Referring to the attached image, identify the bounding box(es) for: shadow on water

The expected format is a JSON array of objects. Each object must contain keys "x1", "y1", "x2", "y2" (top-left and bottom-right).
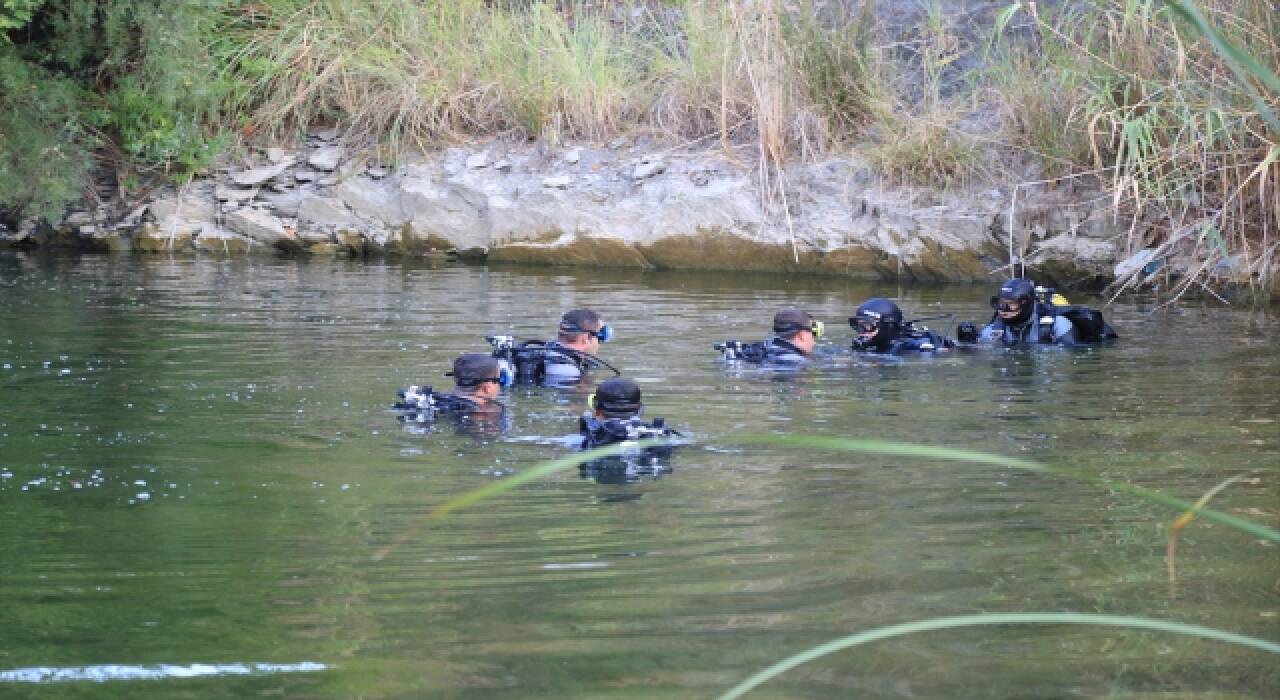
[{"x1": 0, "y1": 253, "x2": 1276, "y2": 698}]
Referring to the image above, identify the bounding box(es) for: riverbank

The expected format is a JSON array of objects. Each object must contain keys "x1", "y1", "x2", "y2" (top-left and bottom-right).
[
  {"x1": 0, "y1": 135, "x2": 1128, "y2": 285},
  {"x1": 2, "y1": 1, "x2": 1275, "y2": 295}
]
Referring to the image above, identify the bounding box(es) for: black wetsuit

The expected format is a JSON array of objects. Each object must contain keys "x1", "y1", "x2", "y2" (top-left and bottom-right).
[
  {"x1": 855, "y1": 328, "x2": 953, "y2": 355},
  {"x1": 578, "y1": 415, "x2": 678, "y2": 482},
  {"x1": 716, "y1": 337, "x2": 810, "y2": 364}
]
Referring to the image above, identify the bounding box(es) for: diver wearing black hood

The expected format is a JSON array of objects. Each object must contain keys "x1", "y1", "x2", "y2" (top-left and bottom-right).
[
  {"x1": 850, "y1": 298, "x2": 953, "y2": 355},
  {"x1": 976, "y1": 278, "x2": 1117, "y2": 346}
]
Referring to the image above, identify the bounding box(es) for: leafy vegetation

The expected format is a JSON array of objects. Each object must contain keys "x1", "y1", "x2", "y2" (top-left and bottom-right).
[
  {"x1": 2, "y1": 0, "x2": 1277, "y2": 294},
  {"x1": 0, "y1": 0, "x2": 230, "y2": 225}
]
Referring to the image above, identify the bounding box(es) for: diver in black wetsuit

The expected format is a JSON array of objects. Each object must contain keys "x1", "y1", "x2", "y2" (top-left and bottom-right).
[
  {"x1": 971, "y1": 278, "x2": 1117, "y2": 346},
  {"x1": 714, "y1": 308, "x2": 824, "y2": 364},
  {"x1": 393, "y1": 353, "x2": 512, "y2": 434},
  {"x1": 578, "y1": 377, "x2": 679, "y2": 482},
  {"x1": 850, "y1": 298, "x2": 954, "y2": 355},
  {"x1": 487, "y1": 308, "x2": 619, "y2": 385}
]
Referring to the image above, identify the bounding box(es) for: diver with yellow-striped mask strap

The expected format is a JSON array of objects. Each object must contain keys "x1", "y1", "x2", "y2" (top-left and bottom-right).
[{"x1": 970, "y1": 278, "x2": 1117, "y2": 346}]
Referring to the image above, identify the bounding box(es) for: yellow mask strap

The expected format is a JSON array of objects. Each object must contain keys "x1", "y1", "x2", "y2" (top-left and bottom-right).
[
  {"x1": 811, "y1": 320, "x2": 825, "y2": 339},
  {"x1": 586, "y1": 393, "x2": 597, "y2": 412}
]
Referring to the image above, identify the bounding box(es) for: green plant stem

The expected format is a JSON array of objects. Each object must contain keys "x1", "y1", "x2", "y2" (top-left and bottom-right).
[
  {"x1": 371, "y1": 437, "x2": 674, "y2": 561},
  {"x1": 717, "y1": 612, "x2": 1280, "y2": 700},
  {"x1": 740, "y1": 434, "x2": 1280, "y2": 543}
]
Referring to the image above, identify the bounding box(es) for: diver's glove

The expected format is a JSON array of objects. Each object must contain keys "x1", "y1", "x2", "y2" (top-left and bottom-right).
[{"x1": 956, "y1": 322, "x2": 978, "y2": 344}]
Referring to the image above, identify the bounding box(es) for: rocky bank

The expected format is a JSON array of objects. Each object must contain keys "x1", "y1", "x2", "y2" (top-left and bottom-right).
[{"x1": 0, "y1": 130, "x2": 1132, "y2": 286}]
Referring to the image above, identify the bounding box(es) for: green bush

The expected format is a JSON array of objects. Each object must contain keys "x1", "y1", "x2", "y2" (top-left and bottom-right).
[{"x1": 1, "y1": 1, "x2": 231, "y2": 224}]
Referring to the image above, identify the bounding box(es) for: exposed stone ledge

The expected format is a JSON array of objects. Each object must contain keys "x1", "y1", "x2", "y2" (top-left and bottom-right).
[{"x1": 5, "y1": 136, "x2": 1133, "y2": 285}]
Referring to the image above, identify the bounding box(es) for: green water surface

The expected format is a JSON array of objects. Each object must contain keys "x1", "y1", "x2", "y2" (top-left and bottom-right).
[{"x1": 0, "y1": 254, "x2": 1276, "y2": 698}]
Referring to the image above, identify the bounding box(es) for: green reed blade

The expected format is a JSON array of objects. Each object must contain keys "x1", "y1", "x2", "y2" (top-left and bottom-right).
[
  {"x1": 718, "y1": 612, "x2": 1280, "y2": 700},
  {"x1": 431, "y1": 438, "x2": 674, "y2": 518},
  {"x1": 737, "y1": 434, "x2": 1280, "y2": 543},
  {"x1": 1164, "y1": 0, "x2": 1280, "y2": 133}
]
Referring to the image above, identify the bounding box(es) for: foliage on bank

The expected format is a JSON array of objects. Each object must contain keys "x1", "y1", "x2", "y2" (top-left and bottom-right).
[{"x1": 1, "y1": 1, "x2": 1277, "y2": 294}]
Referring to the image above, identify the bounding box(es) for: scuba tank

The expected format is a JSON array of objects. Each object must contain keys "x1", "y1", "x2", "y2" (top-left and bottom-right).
[
  {"x1": 486, "y1": 335, "x2": 549, "y2": 383},
  {"x1": 393, "y1": 384, "x2": 488, "y2": 418},
  {"x1": 393, "y1": 384, "x2": 436, "y2": 412},
  {"x1": 486, "y1": 334, "x2": 621, "y2": 383},
  {"x1": 579, "y1": 415, "x2": 676, "y2": 449},
  {"x1": 1032, "y1": 286, "x2": 1118, "y2": 343},
  {"x1": 713, "y1": 340, "x2": 772, "y2": 362}
]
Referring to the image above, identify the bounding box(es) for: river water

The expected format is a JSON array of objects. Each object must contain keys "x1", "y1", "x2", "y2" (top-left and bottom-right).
[{"x1": 0, "y1": 253, "x2": 1275, "y2": 698}]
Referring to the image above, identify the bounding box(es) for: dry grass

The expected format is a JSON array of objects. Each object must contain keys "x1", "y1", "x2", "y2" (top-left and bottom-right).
[
  {"x1": 990, "y1": 0, "x2": 1280, "y2": 297},
  {"x1": 220, "y1": 0, "x2": 1280, "y2": 294}
]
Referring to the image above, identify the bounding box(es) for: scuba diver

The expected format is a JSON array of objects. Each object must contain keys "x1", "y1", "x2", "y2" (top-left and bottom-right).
[
  {"x1": 850, "y1": 297, "x2": 955, "y2": 355},
  {"x1": 713, "y1": 308, "x2": 824, "y2": 364},
  {"x1": 578, "y1": 377, "x2": 680, "y2": 483},
  {"x1": 487, "y1": 308, "x2": 620, "y2": 385},
  {"x1": 965, "y1": 278, "x2": 1118, "y2": 346},
  {"x1": 392, "y1": 353, "x2": 513, "y2": 434}
]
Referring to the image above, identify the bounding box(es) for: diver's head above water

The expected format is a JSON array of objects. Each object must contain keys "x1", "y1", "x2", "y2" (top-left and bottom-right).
[
  {"x1": 557, "y1": 309, "x2": 612, "y2": 354},
  {"x1": 591, "y1": 376, "x2": 643, "y2": 420},
  {"x1": 772, "y1": 308, "x2": 822, "y2": 356},
  {"x1": 850, "y1": 297, "x2": 903, "y2": 352},
  {"x1": 446, "y1": 353, "x2": 511, "y2": 402},
  {"x1": 992, "y1": 278, "x2": 1036, "y2": 326}
]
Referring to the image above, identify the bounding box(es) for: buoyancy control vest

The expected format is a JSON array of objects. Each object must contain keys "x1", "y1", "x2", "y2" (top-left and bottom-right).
[
  {"x1": 981, "y1": 299, "x2": 1118, "y2": 345},
  {"x1": 854, "y1": 322, "x2": 955, "y2": 355},
  {"x1": 713, "y1": 336, "x2": 808, "y2": 363},
  {"x1": 579, "y1": 415, "x2": 678, "y2": 452},
  {"x1": 393, "y1": 384, "x2": 490, "y2": 417},
  {"x1": 486, "y1": 335, "x2": 617, "y2": 384}
]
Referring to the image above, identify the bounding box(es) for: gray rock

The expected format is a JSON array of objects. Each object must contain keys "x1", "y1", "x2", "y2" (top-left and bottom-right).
[
  {"x1": 63, "y1": 211, "x2": 93, "y2": 227},
  {"x1": 309, "y1": 127, "x2": 338, "y2": 142},
  {"x1": 224, "y1": 208, "x2": 293, "y2": 246},
  {"x1": 297, "y1": 196, "x2": 361, "y2": 228},
  {"x1": 632, "y1": 159, "x2": 666, "y2": 180},
  {"x1": 266, "y1": 147, "x2": 290, "y2": 164},
  {"x1": 308, "y1": 146, "x2": 345, "y2": 172},
  {"x1": 466, "y1": 152, "x2": 490, "y2": 169},
  {"x1": 332, "y1": 178, "x2": 398, "y2": 224},
  {"x1": 294, "y1": 170, "x2": 319, "y2": 183},
  {"x1": 258, "y1": 188, "x2": 308, "y2": 218},
  {"x1": 399, "y1": 179, "x2": 489, "y2": 250},
  {"x1": 366, "y1": 167, "x2": 390, "y2": 179},
  {"x1": 562, "y1": 148, "x2": 581, "y2": 165},
  {"x1": 542, "y1": 175, "x2": 572, "y2": 189},
  {"x1": 215, "y1": 184, "x2": 259, "y2": 202},
  {"x1": 231, "y1": 159, "x2": 295, "y2": 186},
  {"x1": 1114, "y1": 248, "x2": 1159, "y2": 279},
  {"x1": 148, "y1": 188, "x2": 217, "y2": 238},
  {"x1": 493, "y1": 159, "x2": 512, "y2": 172}
]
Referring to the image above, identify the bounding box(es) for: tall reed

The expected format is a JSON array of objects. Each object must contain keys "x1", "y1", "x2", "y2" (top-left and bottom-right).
[{"x1": 990, "y1": 0, "x2": 1280, "y2": 296}]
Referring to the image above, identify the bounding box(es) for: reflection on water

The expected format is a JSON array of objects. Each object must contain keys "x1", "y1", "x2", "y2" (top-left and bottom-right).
[
  {"x1": 0, "y1": 662, "x2": 328, "y2": 683},
  {"x1": 0, "y1": 253, "x2": 1276, "y2": 697}
]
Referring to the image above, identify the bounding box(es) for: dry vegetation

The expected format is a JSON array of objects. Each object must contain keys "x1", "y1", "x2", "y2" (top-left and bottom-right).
[{"x1": 219, "y1": 0, "x2": 1278, "y2": 295}]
